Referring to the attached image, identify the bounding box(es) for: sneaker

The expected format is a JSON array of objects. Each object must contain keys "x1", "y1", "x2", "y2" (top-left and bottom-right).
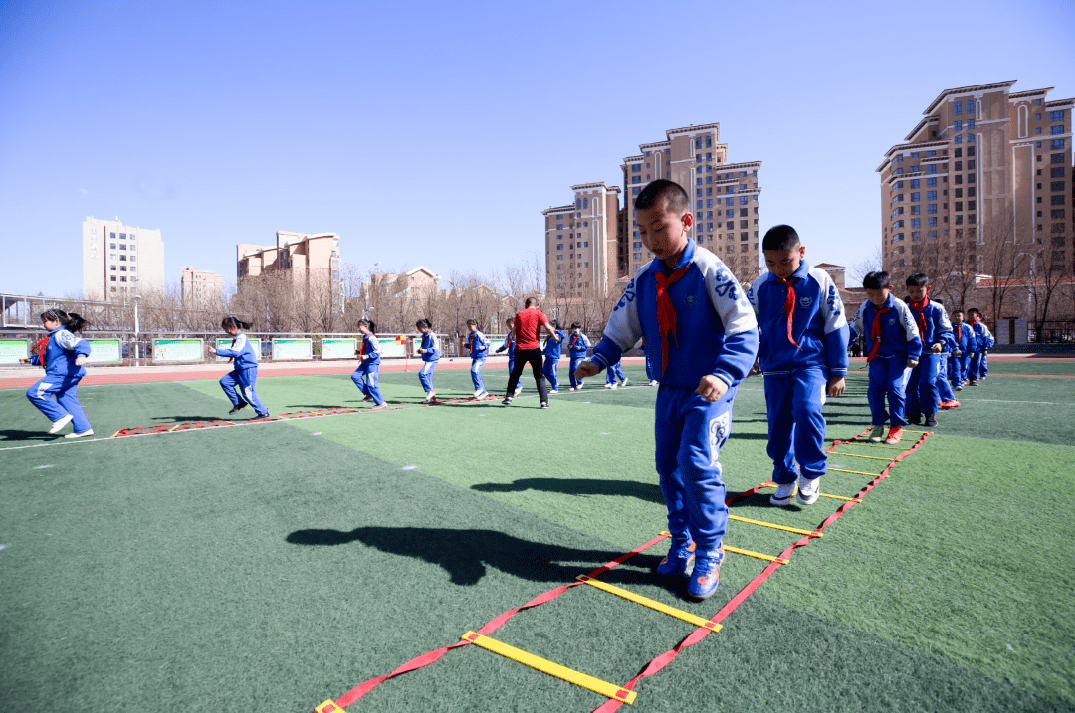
[
  {"x1": 907, "y1": 413, "x2": 922, "y2": 425},
  {"x1": 476, "y1": 391, "x2": 488, "y2": 400},
  {"x1": 655, "y1": 540, "x2": 696, "y2": 577},
  {"x1": 884, "y1": 426, "x2": 903, "y2": 445},
  {"x1": 569, "y1": 387, "x2": 577, "y2": 391},
  {"x1": 869, "y1": 425, "x2": 885, "y2": 442},
  {"x1": 649, "y1": 380, "x2": 659, "y2": 386},
  {"x1": 514, "y1": 387, "x2": 522, "y2": 397},
  {"x1": 769, "y1": 481, "x2": 798, "y2": 506},
  {"x1": 940, "y1": 399, "x2": 960, "y2": 409},
  {"x1": 422, "y1": 393, "x2": 436, "y2": 404},
  {"x1": 604, "y1": 383, "x2": 614, "y2": 389},
  {"x1": 48, "y1": 414, "x2": 73, "y2": 434},
  {"x1": 549, "y1": 390, "x2": 559, "y2": 395},
  {"x1": 540, "y1": 402, "x2": 549, "y2": 409},
  {"x1": 473, "y1": 389, "x2": 483, "y2": 398},
  {"x1": 577, "y1": 382, "x2": 584, "y2": 389},
  {"x1": 361, "y1": 396, "x2": 373, "y2": 403},
  {"x1": 64, "y1": 429, "x2": 94, "y2": 439},
  {"x1": 370, "y1": 403, "x2": 388, "y2": 411},
  {"x1": 924, "y1": 414, "x2": 938, "y2": 427},
  {"x1": 969, "y1": 379, "x2": 978, "y2": 386},
  {"x1": 620, "y1": 378, "x2": 628, "y2": 386},
  {"x1": 228, "y1": 403, "x2": 247, "y2": 416},
  {"x1": 687, "y1": 545, "x2": 725, "y2": 601},
  {"x1": 954, "y1": 385, "x2": 964, "y2": 392},
  {"x1": 502, "y1": 396, "x2": 513, "y2": 405},
  {"x1": 253, "y1": 412, "x2": 270, "y2": 419},
  {"x1": 796, "y1": 476, "x2": 820, "y2": 505}
]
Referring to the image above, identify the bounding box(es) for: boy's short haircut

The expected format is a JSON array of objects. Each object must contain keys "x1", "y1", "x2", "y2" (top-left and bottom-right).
[
  {"x1": 967, "y1": 307, "x2": 980, "y2": 316},
  {"x1": 634, "y1": 179, "x2": 689, "y2": 216},
  {"x1": 466, "y1": 318, "x2": 477, "y2": 326},
  {"x1": 953, "y1": 309, "x2": 965, "y2": 316},
  {"x1": 863, "y1": 271, "x2": 891, "y2": 290},
  {"x1": 906, "y1": 273, "x2": 929, "y2": 287},
  {"x1": 761, "y1": 224, "x2": 800, "y2": 252},
  {"x1": 569, "y1": 322, "x2": 581, "y2": 329}
]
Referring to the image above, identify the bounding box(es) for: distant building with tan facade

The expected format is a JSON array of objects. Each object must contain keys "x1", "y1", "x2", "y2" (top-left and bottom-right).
[
  {"x1": 542, "y1": 182, "x2": 621, "y2": 297},
  {"x1": 180, "y1": 267, "x2": 224, "y2": 309},
  {"x1": 237, "y1": 231, "x2": 343, "y2": 311},
  {"x1": 82, "y1": 216, "x2": 165, "y2": 300},
  {"x1": 877, "y1": 81, "x2": 1073, "y2": 285}
]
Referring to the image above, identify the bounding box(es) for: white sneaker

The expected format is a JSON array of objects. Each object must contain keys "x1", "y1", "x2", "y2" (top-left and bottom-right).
[
  {"x1": 796, "y1": 476, "x2": 820, "y2": 505},
  {"x1": 473, "y1": 389, "x2": 483, "y2": 398},
  {"x1": 423, "y1": 392, "x2": 436, "y2": 404},
  {"x1": 65, "y1": 429, "x2": 94, "y2": 439},
  {"x1": 604, "y1": 383, "x2": 613, "y2": 389},
  {"x1": 621, "y1": 378, "x2": 628, "y2": 386},
  {"x1": 649, "y1": 380, "x2": 659, "y2": 386},
  {"x1": 549, "y1": 390, "x2": 559, "y2": 395},
  {"x1": 514, "y1": 387, "x2": 522, "y2": 396},
  {"x1": 769, "y1": 481, "x2": 797, "y2": 506},
  {"x1": 48, "y1": 414, "x2": 73, "y2": 434}
]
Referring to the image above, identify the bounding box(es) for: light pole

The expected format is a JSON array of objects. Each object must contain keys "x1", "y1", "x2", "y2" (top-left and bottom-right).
[
  {"x1": 363, "y1": 262, "x2": 380, "y2": 320},
  {"x1": 134, "y1": 293, "x2": 142, "y2": 366}
]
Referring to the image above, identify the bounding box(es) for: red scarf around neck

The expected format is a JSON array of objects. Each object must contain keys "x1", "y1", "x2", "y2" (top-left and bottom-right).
[
  {"x1": 774, "y1": 277, "x2": 802, "y2": 351},
  {"x1": 655, "y1": 264, "x2": 693, "y2": 372},
  {"x1": 867, "y1": 304, "x2": 893, "y2": 362}
]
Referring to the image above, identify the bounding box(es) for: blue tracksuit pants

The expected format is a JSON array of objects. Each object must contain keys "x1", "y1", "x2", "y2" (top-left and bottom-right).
[
  {"x1": 606, "y1": 363, "x2": 626, "y2": 385},
  {"x1": 26, "y1": 375, "x2": 92, "y2": 434},
  {"x1": 868, "y1": 357, "x2": 912, "y2": 427},
  {"x1": 470, "y1": 356, "x2": 487, "y2": 393},
  {"x1": 220, "y1": 367, "x2": 267, "y2": 415},
  {"x1": 969, "y1": 351, "x2": 987, "y2": 380},
  {"x1": 542, "y1": 356, "x2": 559, "y2": 391},
  {"x1": 569, "y1": 356, "x2": 586, "y2": 389},
  {"x1": 351, "y1": 360, "x2": 384, "y2": 405},
  {"x1": 418, "y1": 360, "x2": 438, "y2": 392},
  {"x1": 980, "y1": 351, "x2": 989, "y2": 377},
  {"x1": 937, "y1": 356, "x2": 956, "y2": 402},
  {"x1": 906, "y1": 353, "x2": 942, "y2": 417},
  {"x1": 763, "y1": 367, "x2": 828, "y2": 484},
  {"x1": 655, "y1": 384, "x2": 735, "y2": 556},
  {"x1": 949, "y1": 352, "x2": 970, "y2": 388}
]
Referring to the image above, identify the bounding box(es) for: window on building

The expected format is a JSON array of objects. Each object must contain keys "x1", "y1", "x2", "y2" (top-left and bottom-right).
[
  {"x1": 911, "y1": 218, "x2": 921, "y2": 228},
  {"x1": 955, "y1": 135, "x2": 962, "y2": 144},
  {"x1": 1052, "y1": 182, "x2": 1066, "y2": 192},
  {"x1": 911, "y1": 179, "x2": 920, "y2": 189},
  {"x1": 956, "y1": 202, "x2": 963, "y2": 211},
  {"x1": 927, "y1": 191, "x2": 937, "y2": 201},
  {"x1": 1050, "y1": 139, "x2": 1066, "y2": 149},
  {"x1": 1052, "y1": 210, "x2": 1067, "y2": 220},
  {"x1": 911, "y1": 206, "x2": 921, "y2": 215},
  {"x1": 1052, "y1": 195, "x2": 1066, "y2": 206},
  {"x1": 928, "y1": 218, "x2": 938, "y2": 227},
  {"x1": 1051, "y1": 153, "x2": 1064, "y2": 164},
  {"x1": 928, "y1": 204, "x2": 938, "y2": 214},
  {"x1": 954, "y1": 100, "x2": 962, "y2": 115},
  {"x1": 911, "y1": 192, "x2": 920, "y2": 202}
]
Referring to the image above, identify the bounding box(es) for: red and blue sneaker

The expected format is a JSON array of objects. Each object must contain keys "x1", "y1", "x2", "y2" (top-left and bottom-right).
[
  {"x1": 655, "y1": 540, "x2": 696, "y2": 577},
  {"x1": 687, "y1": 543, "x2": 725, "y2": 601}
]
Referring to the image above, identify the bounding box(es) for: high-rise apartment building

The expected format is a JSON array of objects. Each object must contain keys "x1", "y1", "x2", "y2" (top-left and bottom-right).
[
  {"x1": 877, "y1": 81, "x2": 1073, "y2": 284},
  {"x1": 237, "y1": 231, "x2": 343, "y2": 310},
  {"x1": 542, "y1": 182, "x2": 621, "y2": 297},
  {"x1": 82, "y1": 216, "x2": 165, "y2": 300},
  {"x1": 180, "y1": 267, "x2": 224, "y2": 309},
  {"x1": 620, "y1": 123, "x2": 762, "y2": 280}
]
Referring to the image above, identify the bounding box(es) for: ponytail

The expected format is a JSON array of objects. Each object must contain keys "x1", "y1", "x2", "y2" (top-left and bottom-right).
[
  {"x1": 66, "y1": 312, "x2": 89, "y2": 334},
  {"x1": 41, "y1": 309, "x2": 89, "y2": 333},
  {"x1": 416, "y1": 318, "x2": 433, "y2": 330},
  {"x1": 222, "y1": 316, "x2": 252, "y2": 331},
  {"x1": 358, "y1": 319, "x2": 376, "y2": 334}
]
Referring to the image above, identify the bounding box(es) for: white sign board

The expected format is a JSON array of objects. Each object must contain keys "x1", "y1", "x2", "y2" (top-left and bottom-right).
[
  {"x1": 321, "y1": 338, "x2": 357, "y2": 360},
  {"x1": 272, "y1": 339, "x2": 313, "y2": 361},
  {"x1": 153, "y1": 339, "x2": 204, "y2": 362}
]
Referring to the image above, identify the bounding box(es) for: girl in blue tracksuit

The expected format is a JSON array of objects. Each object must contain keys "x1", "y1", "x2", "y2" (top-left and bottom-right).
[
  {"x1": 415, "y1": 318, "x2": 440, "y2": 403},
  {"x1": 566, "y1": 323, "x2": 591, "y2": 390},
  {"x1": 465, "y1": 319, "x2": 490, "y2": 398},
  {"x1": 208, "y1": 317, "x2": 269, "y2": 419},
  {"x1": 352, "y1": 319, "x2": 385, "y2": 408},
  {"x1": 902, "y1": 274, "x2": 954, "y2": 427},
  {"x1": 495, "y1": 318, "x2": 522, "y2": 396},
  {"x1": 21, "y1": 309, "x2": 94, "y2": 438},
  {"x1": 542, "y1": 321, "x2": 567, "y2": 393},
  {"x1": 948, "y1": 309, "x2": 979, "y2": 390}
]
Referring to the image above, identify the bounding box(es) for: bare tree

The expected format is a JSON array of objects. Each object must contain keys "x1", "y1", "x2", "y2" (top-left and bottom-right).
[{"x1": 849, "y1": 245, "x2": 884, "y2": 286}]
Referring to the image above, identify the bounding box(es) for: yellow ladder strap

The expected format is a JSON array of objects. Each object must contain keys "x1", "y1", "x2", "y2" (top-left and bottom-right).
[
  {"x1": 830, "y1": 467, "x2": 881, "y2": 477},
  {"x1": 829, "y1": 451, "x2": 892, "y2": 461},
  {"x1": 724, "y1": 545, "x2": 789, "y2": 564},
  {"x1": 728, "y1": 514, "x2": 821, "y2": 537},
  {"x1": 576, "y1": 576, "x2": 721, "y2": 631}
]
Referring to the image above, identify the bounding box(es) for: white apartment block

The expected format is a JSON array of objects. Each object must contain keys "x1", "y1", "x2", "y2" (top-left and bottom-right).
[{"x1": 82, "y1": 216, "x2": 164, "y2": 300}]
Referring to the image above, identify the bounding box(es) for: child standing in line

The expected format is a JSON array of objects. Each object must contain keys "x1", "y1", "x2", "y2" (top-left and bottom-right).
[
  {"x1": 20, "y1": 309, "x2": 95, "y2": 438},
  {"x1": 746, "y1": 225, "x2": 848, "y2": 507},
  {"x1": 351, "y1": 319, "x2": 386, "y2": 410},
  {"x1": 495, "y1": 317, "x2": 522, "y2": 397},
  {"x1": 207, "y1": 317, "x2": 270, "y2": 419},
  {"x1": 465, "y1": 318, "x2": 491, "y2": 399},
  {"x1": 576, "y1": 180, "x2": 759, "y2": 600},
  {"x1": 542, "y1": 320, "x2": 567, "y2": 394},
  {"x1": 415, "y1": 318, "x2": 440, "y2": 403},
  {"x1": 851, "y1": 272, "x2": 922, "y2": 444},
  {"x1": 566, "y1": 323, "x2": 591, "y2": 391},
  {"x1": 604, "y1": 362, "x2": 628, "y2": 389},
  {"x1": 966, "y1": 308, "x2": 993, "y2": 385},
  {"x1": 903, "y1": 274, "x2": 954, "y2": 428},
  {"x1": 948, "y1": 309, "x2": 978, "y2": 392}
]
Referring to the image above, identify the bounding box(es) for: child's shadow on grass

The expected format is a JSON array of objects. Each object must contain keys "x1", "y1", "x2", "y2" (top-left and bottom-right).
[
  {"x1": 473, "y1": 477, "x2": 664, "y2": 504},
  {"x1": 0, "y1": 429, "x2": 56, "y2": 442},
  {"x1": 286, "y1": 525, "x2": 663, "y2": 588}
]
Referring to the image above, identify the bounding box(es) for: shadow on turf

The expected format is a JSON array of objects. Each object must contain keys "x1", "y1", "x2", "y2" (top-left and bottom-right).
[
  {"x1": 0, "y1": 429, "x2": 60, "y2": 442},
  {"x1": 286, "y1": 526, "x2": 679, "y2": 589},
  {"x1": 473, "y1": 477, "x2": 665, "y2": 503}
]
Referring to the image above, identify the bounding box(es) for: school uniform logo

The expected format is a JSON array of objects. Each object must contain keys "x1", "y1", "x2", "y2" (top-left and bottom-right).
[
  {"x1": 799, "y1": 296, "x2": 812, "y2": 307},
  {"x1": 686, "y1": 295, "x2": 696, "y2": 307},
  {"x1": 708, "y1": 413, "x2": 731, "y2": 463}
]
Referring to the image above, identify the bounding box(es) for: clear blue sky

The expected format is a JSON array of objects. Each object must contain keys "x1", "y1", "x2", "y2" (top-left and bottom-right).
[{"x1": 1, "y1": 0, "x2": 1072, "y2": 297}]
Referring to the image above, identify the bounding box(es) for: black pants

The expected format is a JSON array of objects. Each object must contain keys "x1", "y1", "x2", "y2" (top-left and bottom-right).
[{"x1": 506, "y1": 348, "x2": 548, "y2": 403}]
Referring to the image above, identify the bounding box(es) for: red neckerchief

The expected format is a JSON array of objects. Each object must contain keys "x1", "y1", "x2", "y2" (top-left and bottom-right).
[
  {"x1": 569, "y1": 334, "x2": 580, "y2": 350},
  {"x1": 956, "y1": 323, "x2": 962, "y2": 341},
  {"x1": 909, "y1": 297, "x2": 929, "y2": 340},
  {"x1": 773, "y1": 276, "x2": 802, "y2": 351},
  {"x1": 505, "y1": 333, "x2": 513, "y2": 348},
  {"x1": 867, "y1": 304, "x2": 893, "y2": 362},
  {"x1": 655, "y1": 263, "x2": 693, "y2": 372},
  {"x1": 468, "y1": 333, "x2": 475, "y2": 352},
  {"x1": 31, "y1": 336, "x2": 50, "y2": 370}
]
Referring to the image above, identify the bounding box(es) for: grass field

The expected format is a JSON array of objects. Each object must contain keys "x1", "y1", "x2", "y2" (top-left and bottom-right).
[{"x1": 2, "y1": 361, "x2": 1074, "y2": 712}]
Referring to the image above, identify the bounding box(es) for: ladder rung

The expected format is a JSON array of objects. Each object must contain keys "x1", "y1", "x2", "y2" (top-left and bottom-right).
[
  {"x1": 829, "y1": 451, "x2": 892, "y2": 461},
  {"x1": 728, "y1": 514, "x2": 821, "y2": 537},
  {"x1": 830, "y1": 467, "x2": 881, "y2": 477},
  {"x1": 724, "y1": 544, "x2": 789, "y2": 564},
  {"x1": 461, "y1": 632, "x2": 637, "y2": 704},
  {"x1": 576, "y1": 576, "x2": 721, "y2": 631}
]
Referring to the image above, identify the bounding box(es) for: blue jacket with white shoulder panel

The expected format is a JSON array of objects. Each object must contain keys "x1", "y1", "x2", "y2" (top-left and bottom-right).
[
  {"x1": 215, "y1": 332, "x2": 260, "y2": 370},
  {"x1": 31, "y1": 328, "x2": 92, "y2": 379},
  {"x1": 466, "y1": 330, "x2": 490, "y2": 359},
  {"x1": 851, "y1": 295, "x2": 923, "y2": 361}
]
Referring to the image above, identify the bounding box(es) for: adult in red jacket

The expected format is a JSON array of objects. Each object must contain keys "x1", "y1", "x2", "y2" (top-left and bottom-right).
[{"x1": 504, "y1": 296, "x2": 559, "y2": 408}]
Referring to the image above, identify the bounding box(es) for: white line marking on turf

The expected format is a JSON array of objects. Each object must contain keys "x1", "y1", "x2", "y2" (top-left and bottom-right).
[
  {"x1": 311, "y1": 432, "x2": 322, "y2": 436},
  {"x1": 400, "y1": 465, "x2": 417, "y2": 470},
  {"x1": 967, "y1": 399, "x2": 1075, "y2": 406},
  {"x1": 34, "y1": 465, "x2": 55, "y2": 469},
  {"x1": 0, "y1": 544, "x2": 7, "y2": 550}
]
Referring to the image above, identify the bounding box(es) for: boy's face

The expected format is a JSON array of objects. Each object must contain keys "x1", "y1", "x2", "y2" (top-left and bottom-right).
[
  {"x1": 953, "y1": 312, "x2": 964, "y2": 324},
  {"x1": 763, "y1": 245, "x2": 805, "y2": 279},
  {"x1": 865, "y1": 287, "x2": 890, "y2": 306},
  {"x1": 467, "y1": 324, "x2": 477, "y2": 333},
  {"x1": 907, "y1": 285, "x2": 929, "y2": 302},
  {"x1": 637, "y1": 197, "x2": 692, "y2": 267}
]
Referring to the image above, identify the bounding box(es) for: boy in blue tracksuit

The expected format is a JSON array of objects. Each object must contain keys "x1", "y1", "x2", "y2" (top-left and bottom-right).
[
  {"x1": 566, "y1": 323, "x2": 591, "y2": 390},
  {"x1": 967, "y1": 308, "x2": 993, "y2": 384},
  {"x1": 852, "y1": 272, "x2": 922, "y2": 444},
  {"x1": 495, "y1": 318, "x2": 522, "y2": 397},
  {"x1": 935, "y1": 330, "x2": 961, "y2": 409},
  {"x1": 351, "y1": 319, "x2": 386, "y2": 409},
  {"x1": 21, "y1": 309, "x2": 95, "y2": 438},
  {"x1": 747, "y1": 225, "x2": 849, "y2": 507},
  {"x1": 465, "y1": 319, "x2": 491, "y2": 398},
  {"x1": 948, "y1": 309, "x2": 978, "y2": 391},
  {"x1": 542, "y1": 321, "x2": 567, "y2": 394},
  {"x1": 208, "y1": 317, "x2": 270, "y2": 419},
  {"x1": 903, "y1": 274, "x2": 954, "y2": 428},
  {"x1": 576, "y1": 180, "x2": 758, "y2": 601},
  {"x1": 415, "y1": 318, "x2": 440, "y2": 403}
]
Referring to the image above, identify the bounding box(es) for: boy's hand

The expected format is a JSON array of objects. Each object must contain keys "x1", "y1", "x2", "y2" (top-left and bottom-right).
[
  {"x1": 575, "y1": 361, "x2": 599, "y2": 379},
  {"x1": 18, "y1": 357, "x2": 30, "y2": 364},
  {"x1": 696, "y1": 375, "x2": 728, "y2": 402},
  {"x1": 749, "y1": 362, "x2": 760, "y2": 377},
  {"x1": 826, "y1": 375, "x2": 845, "y2": 397},
  {"x1": 75, "y1": 356, "x2": 87, "y2": 366},
  {"x1": 907, "y1": 359, "x2": 919, "y2": 368},
  {"x1": 931, "y1": 342, "x2": 944, "y2": 353},
  {"x1": 207, "y1": 346, "x2": 217, "y2": 355},
  {"x1": 954, "y1": 349, "x2": 962, "y2": 356}
]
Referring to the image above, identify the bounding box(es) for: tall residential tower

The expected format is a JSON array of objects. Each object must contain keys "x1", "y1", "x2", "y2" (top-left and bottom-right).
[{"x1": 82, "y1": 216, "x2": 165, "y2": 300}]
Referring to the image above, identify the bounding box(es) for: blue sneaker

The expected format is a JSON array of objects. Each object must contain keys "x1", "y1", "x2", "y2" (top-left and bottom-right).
[
  {"x1": 655, "y1": 540, "x2": 695, "y2": 577},
  {"x1": 687, "y1": 543, "x2": 725, "y2": 601}
]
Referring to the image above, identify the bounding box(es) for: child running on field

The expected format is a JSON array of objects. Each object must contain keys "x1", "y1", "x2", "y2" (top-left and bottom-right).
[
  {"x1": 576, "y1": 180, "x2": 759, "y2": 600},
  {"x1": 207, "y1": 317, "x2": 270, "y2": 419},
  {"x1": 566, "y1": 323, "x2": 591, "y2": 391},
  {"x1": 542, "y1": 320, "x2": 567, "y2": 394},
  {"x1": 495, "y1": 317, "x2": 522, "y2": 397},
  {"x1": 746, "y1": 225, "x2": 848, "y2": 507},
  {"x1": 415, "y1": 318, "x2": 440, "y2": 403},
  {"x1": 465, "y1": 318, "x2": 491, "y2": 399},
  {"x1": 902, "y1": 273, "x2": 953, "y2": 428},
  {"x1": 352, "y1": 319, "x2": 386, "y2": 410},
  {"x1": 21, "y1": 309, "x2": 95, "y2": 438}
]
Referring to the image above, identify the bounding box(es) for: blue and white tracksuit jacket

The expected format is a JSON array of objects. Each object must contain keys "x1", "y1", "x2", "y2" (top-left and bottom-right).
[
  {"x1": 949, "y1": 321, "x2": 979, "y2": 387},
  {"x1": 905, "y1": 299, "x2": 954, "y2": 417},
  {"x1": 467, "y1": 330, "x2": 491, "y2": 394},
  {"x1": 852, "y1": 296, "x2": 923, "y2": 426},
  {"x1": 542, "y1": 329, "x2": 567, "y2": 391},
  {"x1": 418, "y1": 331, "x2": 440, "y2": 392},
  {"x1": 746, "y1": 262, "x2": 849, "y2": 484},
  {"x1": 26, "y1": 328, "x2": 93, "y2": 433},
  {"x1": 588, "y1": 241, "x2": 759, "y2": 556},
  {"x1": 352, "y1": 333, "x2": 384, "y2": 405},
  {"x1": 969, "y1": 319, "x2": 993, "y2": 380},
  {"x1": 567, "y1": 332, "x2": 591, "y2": 389},
  {"x1": 216, "y1": 332, "x2": 268, "y2": 416}
]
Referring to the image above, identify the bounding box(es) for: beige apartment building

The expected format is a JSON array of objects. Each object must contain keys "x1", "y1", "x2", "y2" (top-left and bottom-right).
[
  {"x1": 542, "y1": 182, "x2": 621, "y2": 297},
  {"x1": 82, "y1": 216, "x2": 165, "y2": 300},
  {"x1": 877, "y1": 81, "x2": 1073, "y2": 285},
  {"x1": 180, "y1": 267, "x2": 224, "y2": 309},
  {"x1": 237, "y1": 231, "x2": 343, "y2": 311}
]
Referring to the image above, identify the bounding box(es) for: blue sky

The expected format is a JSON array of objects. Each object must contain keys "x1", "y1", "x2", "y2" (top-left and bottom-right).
[{"x1": 1, "y1": 0, "x2": 1072, "y2": 297}]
